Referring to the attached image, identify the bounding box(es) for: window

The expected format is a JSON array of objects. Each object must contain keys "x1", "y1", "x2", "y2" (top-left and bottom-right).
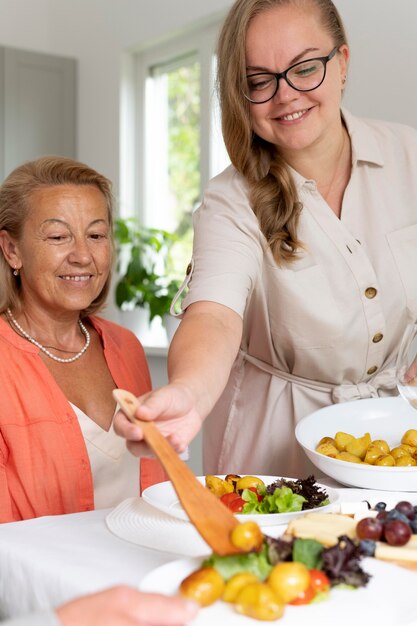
[{"x1": 121, "y1": 16, "x2": 230, "y2": 287}]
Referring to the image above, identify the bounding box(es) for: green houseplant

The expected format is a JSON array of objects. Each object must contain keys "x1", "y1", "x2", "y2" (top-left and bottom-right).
[{"x1": 114, "y1": 217, "x2": 181, "y2": 325}]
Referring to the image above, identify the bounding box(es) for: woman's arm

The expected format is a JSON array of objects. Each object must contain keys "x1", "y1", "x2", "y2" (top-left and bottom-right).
[{"x1": 113, "y1": 301, "x2": 242, "y2": 455}]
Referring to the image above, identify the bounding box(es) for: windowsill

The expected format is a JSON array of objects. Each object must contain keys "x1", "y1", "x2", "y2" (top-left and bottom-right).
[{"x1": 117, "y1": 309, "x2": 180, "y2": 359}]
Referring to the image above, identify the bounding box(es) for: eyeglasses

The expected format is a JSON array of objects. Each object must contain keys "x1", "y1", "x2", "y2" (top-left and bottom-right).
[{"x1": 243, "y1": 47, "x2": 338, "y2": 104}]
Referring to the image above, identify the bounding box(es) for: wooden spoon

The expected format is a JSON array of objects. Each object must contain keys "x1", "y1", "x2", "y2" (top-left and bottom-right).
[{"x1": 113, "y1": 388, "x2": 242, "y2": 555}]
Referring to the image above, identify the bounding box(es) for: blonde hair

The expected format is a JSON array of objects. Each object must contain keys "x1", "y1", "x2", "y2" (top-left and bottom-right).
[
  {"x1": 0, "y1": 155, "x2": 115, "y2": 316},
  {"x1": 217, "y1": 0, "x2": 348, "y2": 263}
]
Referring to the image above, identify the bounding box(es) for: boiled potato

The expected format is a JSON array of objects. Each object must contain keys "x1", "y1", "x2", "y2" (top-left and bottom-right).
[
  {"x1": 374, "y1": 454, "x2": 395, "y2": 466},
  {"x1": 390, "y1": 446, "x2": 410, "y2": 460},
  {"x1": 401, "y1": 429, "x2": 417, "y2": 448},
  {"x1": 336, "y1": 451, "x2": 362, "y2": 463},
  {"x1": 317, "y1": 436, "x2": 336, "y2": 447},
  {"x1": 395, "y1": 455, "x2": 417, "y2": 467},
  {"x1": 205, "y1": 475, "x2": 234, "y2": 497},
  {"x1": 372, "y1": 439, "x2": 390, "y2": 454},
  {"x1": 345, "y1": 433, "x2": 371, "y2": 460},
  {"x1": 334, "y1": 431, "x2": 355, "y2": 452},
  {"x1": 364, "y1": 445, "x2": 384, "y2": 465},
  {"x1": 315, "y1": 441, "x2": 338, "y2": 457}
]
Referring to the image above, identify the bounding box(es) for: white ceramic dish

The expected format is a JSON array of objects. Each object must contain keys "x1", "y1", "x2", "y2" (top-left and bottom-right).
[
  {"x1": 142, "y1": 475, "x2": 339, "y2": 527},
  {"x1": 140, "y1": 556, "x2": 417, "y2": 626},
  {"x1": 295, "y1": 397, "x2": 417, "y2": 491}
]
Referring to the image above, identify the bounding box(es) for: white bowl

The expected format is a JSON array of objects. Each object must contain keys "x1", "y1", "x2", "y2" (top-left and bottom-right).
[
  {"x1": 295, "y1": 397, "x2": 417, "y2": 491},
  {"x1": 142, "y1": 475, "x2": 340, "y2": 527}
]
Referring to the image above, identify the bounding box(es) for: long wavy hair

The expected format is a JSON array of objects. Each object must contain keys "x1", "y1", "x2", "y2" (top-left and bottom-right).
[
  {"x1": 0, "y1": 155, "x2": 115, "y2": 317},
  {"x1": 217, "y1": 0, "x2": 348, "y2": 264}
]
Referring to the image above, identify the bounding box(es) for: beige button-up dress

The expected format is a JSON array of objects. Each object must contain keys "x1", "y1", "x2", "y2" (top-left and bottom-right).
[{"x1": 179, "y1": 109, "x2": 417, "y2": 477}]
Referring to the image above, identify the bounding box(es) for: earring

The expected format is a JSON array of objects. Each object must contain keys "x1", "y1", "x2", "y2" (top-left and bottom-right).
[
  {"x1": 342, "y1": 75, "x2": 347, "y2": 85},
  {"x1": 12, "y1": 267, "x2": 19, "y2": 276}
]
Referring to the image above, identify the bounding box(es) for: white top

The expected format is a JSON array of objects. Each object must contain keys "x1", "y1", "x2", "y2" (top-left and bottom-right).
[
  {"x1": 180, "y1": 109, "x2": 417, "y2": 478},
  {"x1": 70, "y1": 402, "x2": 139, "y2": 509}
]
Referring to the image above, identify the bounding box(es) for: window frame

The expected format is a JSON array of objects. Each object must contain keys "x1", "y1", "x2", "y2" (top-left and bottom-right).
[{"x1": 120, "y1": 13, "x2": 227, "y2": 224}]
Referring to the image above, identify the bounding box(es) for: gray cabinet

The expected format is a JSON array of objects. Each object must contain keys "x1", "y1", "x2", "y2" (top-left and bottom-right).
[{"x1": 0, "y1": 47, "x2": 76, "y2": 179}]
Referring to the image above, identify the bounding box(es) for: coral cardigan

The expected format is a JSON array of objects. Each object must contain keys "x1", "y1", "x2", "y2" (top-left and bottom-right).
[{"x1": 0, "y1": 315, "x2": 166, "y2": 523}]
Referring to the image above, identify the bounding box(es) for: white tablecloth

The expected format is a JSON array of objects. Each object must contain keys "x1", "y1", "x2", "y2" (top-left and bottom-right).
[{"x1": 0, "y1": 507, "x2": 178, "y2": 619}]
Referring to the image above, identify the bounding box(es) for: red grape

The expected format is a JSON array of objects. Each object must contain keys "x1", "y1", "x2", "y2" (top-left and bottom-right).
[
  {"x1": 395, "y1": 501, "x2": 415, "y2": 521},
  {"x1": 383, "y1": 519, "x2": 412, "y2": 546},
  {"x1": 356, "y1": 517, "x2": 384, "y2": 541}
]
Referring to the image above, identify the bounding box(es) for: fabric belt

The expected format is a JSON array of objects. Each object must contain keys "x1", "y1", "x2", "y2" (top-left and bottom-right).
[{"x1": 240, "y1": 350, "x2": 397, "y2": 403}]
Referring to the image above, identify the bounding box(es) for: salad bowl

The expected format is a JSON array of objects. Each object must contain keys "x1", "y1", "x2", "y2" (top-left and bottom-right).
[{"x1": 142, "y1": 475, "x2": 340, "y2": 527}]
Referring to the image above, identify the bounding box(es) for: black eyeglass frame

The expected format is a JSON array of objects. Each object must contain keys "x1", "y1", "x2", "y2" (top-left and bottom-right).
[{"x1": 244, "y1": 46, "x2": 339, "y2": 104}]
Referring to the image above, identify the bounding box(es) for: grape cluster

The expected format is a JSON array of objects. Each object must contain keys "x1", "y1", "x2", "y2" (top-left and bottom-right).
[{"x1": 356, "y1": 500, "x2": 417, "y2": 556}]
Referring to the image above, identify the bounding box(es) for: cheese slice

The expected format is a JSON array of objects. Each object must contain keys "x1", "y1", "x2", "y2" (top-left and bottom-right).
[
  {"x1": 285, "y1": 512, "x2": 357, "y2": 546},
  {"x1": 375, "y1": 535, "x2": 417, "y2": 563}
]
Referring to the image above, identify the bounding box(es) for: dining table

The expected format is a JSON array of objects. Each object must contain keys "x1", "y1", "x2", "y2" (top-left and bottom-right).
[{"x1": 0, "y1": 478, "x2": 416, "y2": 625}]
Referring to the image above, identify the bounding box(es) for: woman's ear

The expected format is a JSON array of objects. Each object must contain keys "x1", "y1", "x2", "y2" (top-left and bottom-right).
[
  {"x1": 338, "y1": 44, "x2": 350, "y2": 86},
  {"x1": 0, "y1": 230, "x2": 21, "y2": 270}
]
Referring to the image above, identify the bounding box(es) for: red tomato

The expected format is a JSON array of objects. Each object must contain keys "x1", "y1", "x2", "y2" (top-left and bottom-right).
[
  {"x1": 289, "y1": 585, "x2": 316, "y2": 605},
  {"x1": 228, "y1": 497, "x2": 246, "y2": 513},
  {"x1": 247, "y1": 486, "x2": 264, "y2": 502},
  {"x1": 309, "y1": 569, "x2": 330, "y2": 594},
  {"x1": 220, "y1": 492, "x2": 247, "y2": 513},
  {"x1": 220, "y1": 493, "x2": 240, "y2": 507}
]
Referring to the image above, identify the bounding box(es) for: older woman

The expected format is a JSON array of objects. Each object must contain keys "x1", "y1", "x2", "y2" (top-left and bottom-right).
[{"x1": 0, "y1": 156, "x2": 165, "y2": 523}]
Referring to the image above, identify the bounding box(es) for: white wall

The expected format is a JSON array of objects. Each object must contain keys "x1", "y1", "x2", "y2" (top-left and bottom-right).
[{"x1": 0, "y1": 0, "x2": 416, "y2": 191}]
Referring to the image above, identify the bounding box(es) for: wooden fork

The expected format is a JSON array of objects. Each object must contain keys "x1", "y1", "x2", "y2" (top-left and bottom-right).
[{"x1": 113, "y1": 388, "x2": 242, "y2": 555}]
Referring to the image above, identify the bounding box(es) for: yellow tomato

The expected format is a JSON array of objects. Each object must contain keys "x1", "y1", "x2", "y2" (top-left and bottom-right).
[
  {"x1": 267, "y1": 562, "x2": 310, "y2": 604},
  {"x1": 235, "y1": 582, "x2": 285, "y2": 621},
  {"x1": 236, "y1": 476, "x2": 265, "y2": 491},
  {"x1": 230, "y1": 521, "x2": 263, "y2": 552}
]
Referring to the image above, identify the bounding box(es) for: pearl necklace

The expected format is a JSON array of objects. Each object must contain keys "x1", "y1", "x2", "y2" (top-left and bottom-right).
[{"x1": 6, "y1": 308, "x2": 90, "y2": 364}]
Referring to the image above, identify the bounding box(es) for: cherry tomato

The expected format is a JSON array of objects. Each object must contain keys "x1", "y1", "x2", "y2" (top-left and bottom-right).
[
  {"x1": 220, "y1": 492, "x2": 245, "y2": 513},
  {"x1": 228, "y1": 497, "x2": 246, "y2": 513},
  {"x1": 220, "y1": 492, "x2": 240, "y2": 507},
  {"x1": 289, "y1": 585, "x2": 316, "y2": 605},
  {"x1": 309, "y1": 569, "x2": 330, "y2": 594},
  {"x1": 247, "y1": 486, "x2": 264, "y2": 502}
]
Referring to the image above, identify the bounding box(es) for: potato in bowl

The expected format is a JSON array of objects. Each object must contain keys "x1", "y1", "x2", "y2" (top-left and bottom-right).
[{"x1": 295, "y1": 397, "x2": 417, "y2": 491}]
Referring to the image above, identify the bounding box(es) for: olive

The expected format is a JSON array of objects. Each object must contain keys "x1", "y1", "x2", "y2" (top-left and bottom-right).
[
  {"x1": 223, "y1": 572, "x2": 259, "y2": 603},
  {"x1": 234, "y1": 582, "x2": 284, "y2": 621},
  {"x1": 231, "y1": 521, "x2": 264, "y2": 552},
  {"x1": 179, "y1": 567, "x2": 225, "y2": 607}
]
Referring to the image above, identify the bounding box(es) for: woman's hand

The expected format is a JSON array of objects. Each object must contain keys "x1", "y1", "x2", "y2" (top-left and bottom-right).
[
  {"x1": 56, "y1": 586, "x2": 198, "y2": 626},
  {"x1": 113, "y1": 383, "x2": 203, "y2": 457}
]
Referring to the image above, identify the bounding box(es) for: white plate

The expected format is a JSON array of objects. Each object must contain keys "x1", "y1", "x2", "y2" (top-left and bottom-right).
[
  {"x1": 106, "y1": 497, "x2": 287, "y2": 557},
  {"x1": 295, "y1": 397, "x2": 417, "y2": 491},
  {"x1": 142, "y1": 476, "x2": 339, "y2": 526},
  {"x1": 140, "y1": 557, "x2": 417, "y2": 626}
]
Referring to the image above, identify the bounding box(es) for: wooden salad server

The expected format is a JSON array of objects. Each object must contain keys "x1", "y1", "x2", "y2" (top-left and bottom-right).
[{"x1": 113, "y1": 388, "x2": 243, "y2": 555}]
